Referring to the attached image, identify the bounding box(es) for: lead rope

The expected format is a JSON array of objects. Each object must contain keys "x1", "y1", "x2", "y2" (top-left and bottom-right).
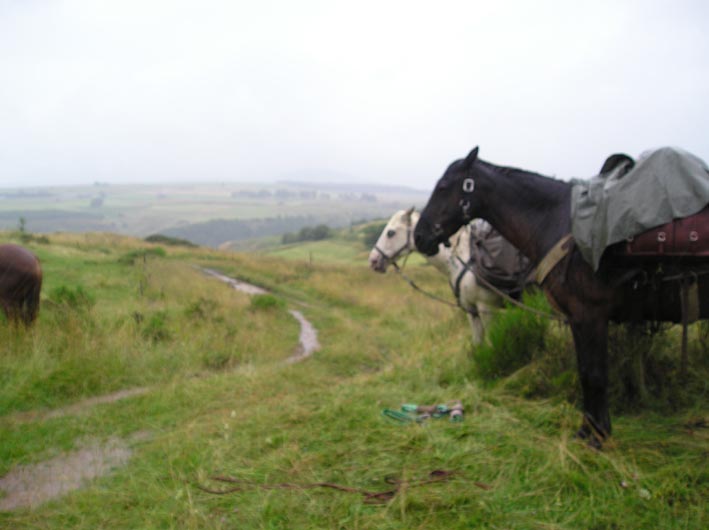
[
  {"x1": 384, "y1": 224, "x2": 466, "y2": 311},
  {"x1": 391, "y1": 259, "x2": 461, "y2": 309},
  {"x1": 196, "y1": 469, "x2": 465, "y2": 504},
  {"x1": 454, "y1": 255, "x2": 568, "y2": 323}
]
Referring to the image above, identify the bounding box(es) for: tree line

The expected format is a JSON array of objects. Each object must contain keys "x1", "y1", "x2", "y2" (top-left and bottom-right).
[{"x1": 281, "y1": 224, "x2": 332, "y2": 244}]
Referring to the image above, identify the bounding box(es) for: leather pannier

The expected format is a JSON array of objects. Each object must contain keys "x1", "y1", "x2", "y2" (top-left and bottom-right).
[{"x1": 622, "y1": 205, "x2": 709, "y2": 257}]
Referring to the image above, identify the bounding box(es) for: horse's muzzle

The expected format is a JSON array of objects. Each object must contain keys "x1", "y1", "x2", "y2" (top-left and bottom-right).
[
  {"x1": 414, "y1": 219, "x2": 443, "y2": 256},
  {"x1": 413, "y1": 232, "x2": 439, "y2": 256},
  {"x1": 368, "y1": 249, "x2": 388, "y2": 273}
]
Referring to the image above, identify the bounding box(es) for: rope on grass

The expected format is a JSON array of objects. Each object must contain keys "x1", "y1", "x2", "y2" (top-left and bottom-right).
[{"x1": 195, "y1": 469, "x2": 470, "y2": 504}]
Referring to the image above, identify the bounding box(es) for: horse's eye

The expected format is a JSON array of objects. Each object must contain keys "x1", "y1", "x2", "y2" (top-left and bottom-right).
[{"x1": 386, "y1": 229, "x2": 396, "y2": 238}]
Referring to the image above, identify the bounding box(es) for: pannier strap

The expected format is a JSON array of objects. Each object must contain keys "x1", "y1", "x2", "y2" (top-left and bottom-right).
[{"x1": 534, "y1": 234, "x2": 574, "y2": 285}]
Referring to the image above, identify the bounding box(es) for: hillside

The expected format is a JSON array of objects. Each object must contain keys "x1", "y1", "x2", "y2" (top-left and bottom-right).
[{"x1": 0, "y1": 230, "x2": 707, "y2": 529}]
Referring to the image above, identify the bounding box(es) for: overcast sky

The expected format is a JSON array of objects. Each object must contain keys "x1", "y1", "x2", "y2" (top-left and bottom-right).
[{"x1": 1, "y1": 0, "x2": 708, "y2": 189}]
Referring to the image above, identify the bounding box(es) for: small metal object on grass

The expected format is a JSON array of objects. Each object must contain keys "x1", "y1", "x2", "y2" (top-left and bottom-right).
[{"x1": 383, "y1": 401, "x2": 464, "y2": 423}]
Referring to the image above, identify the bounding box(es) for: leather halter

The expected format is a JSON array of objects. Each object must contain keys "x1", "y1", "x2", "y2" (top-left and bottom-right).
[{"x1": 459, "y1": 176, "x2": 476, "y2": 224}]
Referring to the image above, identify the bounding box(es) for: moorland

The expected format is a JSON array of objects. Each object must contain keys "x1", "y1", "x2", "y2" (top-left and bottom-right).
[{"x1": 0, "y1": 221, "x2": 707, "y2": 529}]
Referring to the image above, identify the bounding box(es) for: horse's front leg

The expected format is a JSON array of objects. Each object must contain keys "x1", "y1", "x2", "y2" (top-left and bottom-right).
[
  {"x1": 466, "y1": 310, "x2": 485, "y2": 346},
  {"x1": 569, "y1": 317, "x2": 611, "y2": 448}
]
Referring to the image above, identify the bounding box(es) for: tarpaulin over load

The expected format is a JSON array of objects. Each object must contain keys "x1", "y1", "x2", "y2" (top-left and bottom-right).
[
  {"x1": 469, "y1": 219, "x2": 530, "y2": 295},
  {"x1": 570, "y1": 147, "x2": 709, "y2": 270}
]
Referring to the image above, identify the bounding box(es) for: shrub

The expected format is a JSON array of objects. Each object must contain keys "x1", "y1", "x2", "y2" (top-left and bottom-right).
[
  {"x1": 142, "y1": 311, "x2": 172, "y2": 343},
  {"x1": 144, "y1": 234, "x2": 197, "y2": 247},
  {"x1": 474, "y1": 292, "x2": 550, "y2": 381},
  {"x1": 49, "y1": 285, "x2": 95, "y2": 310},
  {"x1": 498, "y1": 312, "x2": 709, "y2": 414},
  {"x1": 202, "y1": 350, "x2": 237, "y2": 371},
  {"x1": 281, "y1": 224, "x2": 333, "y2": 244},
  {"x1": 118, "y1": 247, "x2": 167, "y2": 265},
  {"x1": 184, "y1": 298, "x2": 219, "y2": 320}
]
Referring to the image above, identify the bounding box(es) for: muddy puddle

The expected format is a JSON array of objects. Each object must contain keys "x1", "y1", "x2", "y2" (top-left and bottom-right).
[
  {"x1": 201, "y1": 268, "x2": 320, "y2": 363},
  {"x1": 0, "y1": 432, "x2": 149, "y2": 511}
]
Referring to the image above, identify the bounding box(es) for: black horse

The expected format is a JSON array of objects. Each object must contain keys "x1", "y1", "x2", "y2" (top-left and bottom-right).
[
  {"x1": 414, "y1": 147, "x2": 709, "y2": 447},
  {"x1": 0, "y1": 244, "x2": 42, "y2": 326}
]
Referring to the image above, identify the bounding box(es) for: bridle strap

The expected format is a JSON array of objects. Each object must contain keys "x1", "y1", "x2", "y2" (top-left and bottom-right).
[
  {"x1": 451, "y1": 257, "x2": 469, "y2": 301},
  {"x1": 374, "y1": 225, "x2": 413, "y2": 263},
  {"x1": 459, "y1": 172, "x2": 476, "y2": 223},
  {"x1": 454, "y1": 252, "x2": 566, "y2": 322}
]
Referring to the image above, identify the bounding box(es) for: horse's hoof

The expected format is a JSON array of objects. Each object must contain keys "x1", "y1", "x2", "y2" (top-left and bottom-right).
[
  {"x1": 575, "y1": 413, "x2": 611, "y2": 449},
  {"x1": 574, "y1": 425, "x2": 591, "y2": 440},
  {"x1": 574, "y1": 427, "x2": 604, "y2": 449},
  {"x1": 585, "y1": 435, "x2": 603, "y2": 450}
]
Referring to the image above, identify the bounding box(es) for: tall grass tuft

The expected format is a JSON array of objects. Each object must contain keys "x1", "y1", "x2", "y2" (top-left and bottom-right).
[
  {"x1": 48, "y1": 284, "x2": 95, "y2": 311},
  {"x1": 473, "y1": 291, "x2": 551, "y2": 381},
  {"x1": 250, "y1": 293, "x2": 286, "y2": 311}
]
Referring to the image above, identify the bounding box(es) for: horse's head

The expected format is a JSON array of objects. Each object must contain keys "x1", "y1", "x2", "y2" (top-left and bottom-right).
[
  {"x1": 368, "y1": 207, "x2": 419, "y2": 272},
  {"x1": 415, "y1": 147, "x2": 480, "y2": 256}
]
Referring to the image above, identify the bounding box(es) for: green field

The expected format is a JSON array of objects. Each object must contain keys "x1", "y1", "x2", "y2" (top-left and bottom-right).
[
  {"x1": 0, "y1": 229, "x2": 707, "y2": 529},
  {"x1": 0, "y1": 182, "x2": 427, "y2": 246}
]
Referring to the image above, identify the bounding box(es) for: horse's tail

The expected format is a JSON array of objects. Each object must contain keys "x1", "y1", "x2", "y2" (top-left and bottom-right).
[{"x1": 22, "y1": 261, "x2": 42, "y2": 326}]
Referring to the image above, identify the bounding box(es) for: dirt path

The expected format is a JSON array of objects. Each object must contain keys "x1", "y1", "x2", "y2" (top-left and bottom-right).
[
  {"x1": 0, "y1": 267, "x2": 322, "y2": 512},
  {"x1": 202, "y1": 267, "x2": 321, "y2": 363},
  {"x1": 201, "y1": 267, "x2": 269, "y2": 295},
  {"x1": 9, "y1": 387, "x2": 150, "y2": 425},
  {"x1": 286, "y1": 309, "x2": 321, "y2": 363}
]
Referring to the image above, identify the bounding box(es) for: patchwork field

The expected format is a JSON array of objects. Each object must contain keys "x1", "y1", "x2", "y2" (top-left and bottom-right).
[{"x1": 0, "y1": 182, "x2": 427, "y2": 247}]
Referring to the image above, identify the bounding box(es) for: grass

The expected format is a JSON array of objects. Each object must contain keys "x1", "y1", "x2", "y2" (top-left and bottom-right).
[
  {"x1": 265, "y1": 238, "x2": 369, "y2": 264},
  {"x1": 0, "y1": 230, "x2": 707, "y2": 529}
]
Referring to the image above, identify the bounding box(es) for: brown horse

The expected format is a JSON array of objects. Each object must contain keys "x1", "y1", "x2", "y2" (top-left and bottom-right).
[
  {"x1": 414, "y1": 147, "x2": 709, "y2": 447},
  {"x1": 0, "y1": 244, "x2": 42, "y2": 326}
]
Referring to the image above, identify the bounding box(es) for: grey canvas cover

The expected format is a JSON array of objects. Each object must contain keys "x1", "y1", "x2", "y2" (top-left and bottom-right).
[
  {"x1": 571, "y1": 147, "x2": 709, "y2": 270},
  {"x1": 470, "y1": 219, "x2": 530, "y2": 293}
]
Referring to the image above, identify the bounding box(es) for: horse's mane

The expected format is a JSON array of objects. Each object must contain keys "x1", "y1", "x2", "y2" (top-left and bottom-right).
[
  {"x1": 478, "y1": 159, "x2": 563, "y2": 182},
  {"x1": 477, "y1": 159, "x2": 570, "y2": 201}
]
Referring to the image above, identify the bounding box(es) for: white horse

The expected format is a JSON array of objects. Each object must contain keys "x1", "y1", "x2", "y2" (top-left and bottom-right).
[{"x1": 368, "y1": 207, "x2": 503, "y2": 345}]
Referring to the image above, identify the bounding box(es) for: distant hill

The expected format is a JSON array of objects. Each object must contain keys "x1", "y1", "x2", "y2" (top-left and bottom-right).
[
  {"x1": 0, "y1": 181, "x2": 425, "y2": 242},
  {"x1": 275, "y1": 180, "x2": 428, "y2": 195}
]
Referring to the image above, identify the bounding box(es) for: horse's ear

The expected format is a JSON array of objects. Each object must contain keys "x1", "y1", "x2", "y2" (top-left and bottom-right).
[
  {"x1": 464, "y1": 146, "x2": 479, "y2": 167},
  {"x1": 404, "y1": 206, "x2": 415, "y2": 224}
]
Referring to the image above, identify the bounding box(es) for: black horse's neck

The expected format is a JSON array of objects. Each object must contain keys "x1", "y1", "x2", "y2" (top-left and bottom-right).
[{"x1": 474, "y1": 160, "x2": 571, "y2": 265}]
